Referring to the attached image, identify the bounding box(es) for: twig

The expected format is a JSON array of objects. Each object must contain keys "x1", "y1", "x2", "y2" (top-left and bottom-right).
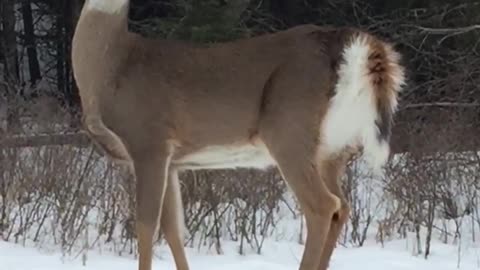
[{"x1": 401, "y1": 102, "x2": 480, "y2": 110}]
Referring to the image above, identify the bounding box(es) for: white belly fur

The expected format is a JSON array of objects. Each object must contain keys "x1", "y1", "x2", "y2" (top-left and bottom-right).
[{"x1": 172, "y1": 143, "x2": 276, "y2": 170}]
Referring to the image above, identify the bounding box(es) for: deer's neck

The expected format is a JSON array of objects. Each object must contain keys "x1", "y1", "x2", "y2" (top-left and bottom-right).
[
  {"x1": 77, "y1": 0, "x2": 130, "y2": 35},
  {"x1": 74, "y1": 0, "x2": 131, "y2": 60},
  {"x1": 72, "y1": 0, "x2": 132, "y2": 96}
]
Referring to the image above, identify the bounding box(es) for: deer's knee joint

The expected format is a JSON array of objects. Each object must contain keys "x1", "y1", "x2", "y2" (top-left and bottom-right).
[
  {"x1": 333, "y1": 202, "x2": 350, "y2": 222},
  {"x1": 305, "y1": 193, "x2": 341, "y2": 219}
]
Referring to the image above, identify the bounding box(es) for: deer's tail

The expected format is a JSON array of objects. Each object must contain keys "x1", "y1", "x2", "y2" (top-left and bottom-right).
[{"x1": 322, "y1": 30, "x2": 406, "y2": 174}]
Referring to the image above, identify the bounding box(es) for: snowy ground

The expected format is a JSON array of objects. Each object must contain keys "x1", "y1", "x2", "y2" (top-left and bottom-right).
[
  {"x1": 2, "y1": 238, "x2": 479, "y2": 270},
  {"x1": 3, "y1": 151, "x2": 480, "y2": 269}
]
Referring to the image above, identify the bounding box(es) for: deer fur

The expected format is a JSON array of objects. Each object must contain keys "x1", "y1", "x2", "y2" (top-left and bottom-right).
[{"x1": 72, "y1": 1, "x2": 406, "y2": 270}]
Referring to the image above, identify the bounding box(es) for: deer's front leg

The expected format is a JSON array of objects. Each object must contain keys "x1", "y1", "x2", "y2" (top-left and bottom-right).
[
  {"x1": 161, "y1": 169, "x2": 190, "y2": 270},
  {"x1": 134, "y1": 149, "x2": 172, "y2": 270}
]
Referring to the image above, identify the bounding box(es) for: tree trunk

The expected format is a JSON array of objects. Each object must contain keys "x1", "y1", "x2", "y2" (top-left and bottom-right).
[
  {"x1": 1, "y1": 0, "x2": 21, "y2": 133},
  {"x1": 55, "y1": 3, "x2": 66, "y2": 101},
  {"x1": 65, "y1": 0, "x2": 83, "y2": 129},
  {"x1": 21, "y1": 0, "x2": 41, "y2": 86},
  {"x1": 1, "y1": 0, "x2": 19, "y2": 84}
]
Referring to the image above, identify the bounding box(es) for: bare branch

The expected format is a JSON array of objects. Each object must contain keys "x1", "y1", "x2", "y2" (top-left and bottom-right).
[
  {"x1": 403, "y1": 24, "x2": 480, "y2": 34},
  {"x1": 0, "y1": 132, "x2": 90, "y2": 149}
]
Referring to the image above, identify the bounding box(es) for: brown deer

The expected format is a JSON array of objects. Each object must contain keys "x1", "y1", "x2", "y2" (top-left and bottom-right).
[{"x1": 71, "y1": 1, "x2": 406, "y2": 270}]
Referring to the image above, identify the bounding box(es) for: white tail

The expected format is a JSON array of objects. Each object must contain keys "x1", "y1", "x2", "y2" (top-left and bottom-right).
[{"x1": 321, "y1": 34, "x2": 404, "y2": 175}]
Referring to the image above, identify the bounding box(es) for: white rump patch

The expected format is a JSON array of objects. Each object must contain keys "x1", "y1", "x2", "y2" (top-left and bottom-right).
[
  {"x1": 87, "y1": 0, "x2": 128, "y2": 14},
  {"x1": 172, "y1": 143, "x2": 276, "y2": 170},
  {"x1": 320, "y1": 34, "x2": 389, "y2": 174}
]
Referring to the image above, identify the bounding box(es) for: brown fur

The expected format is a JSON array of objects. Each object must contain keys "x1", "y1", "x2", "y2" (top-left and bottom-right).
[
  {"x1": 366, "y1": 35, "x2": 403, "y2": 143},
  {"x1": 72, "y1": 2, "x2": 404, "y2": 270}
]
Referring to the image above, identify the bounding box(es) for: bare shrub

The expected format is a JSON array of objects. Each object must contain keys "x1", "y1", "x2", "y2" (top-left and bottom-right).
[{"x1": 1, "y1": 97, "x2": 290, "y2": 256}]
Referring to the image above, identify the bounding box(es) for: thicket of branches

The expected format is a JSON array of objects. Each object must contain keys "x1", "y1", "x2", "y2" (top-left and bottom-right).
[
  {"x1": 2, "y1": 127, "x2": 480, "y2": 260},
  {"x1": 1, "y1": 0, "x2": 480, "y2": 261}
]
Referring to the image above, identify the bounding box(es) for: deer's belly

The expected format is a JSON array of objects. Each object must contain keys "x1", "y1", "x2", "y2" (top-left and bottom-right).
[{"x1": 172, "y1": 144, "x2": 276, "y2": 170}]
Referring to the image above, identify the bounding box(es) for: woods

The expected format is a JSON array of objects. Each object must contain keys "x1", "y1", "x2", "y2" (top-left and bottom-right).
[
  {"x1": 1, "y1": 0, "x2": 479, "y2": 152},
  {"x1": 1, "y1": 0, "x2": 480, "y2": 264}
]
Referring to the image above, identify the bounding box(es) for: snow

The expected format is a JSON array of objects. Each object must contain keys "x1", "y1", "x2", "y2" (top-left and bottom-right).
[{"x1": 2, "y1": 237, "x2": 479, "y2": 270}]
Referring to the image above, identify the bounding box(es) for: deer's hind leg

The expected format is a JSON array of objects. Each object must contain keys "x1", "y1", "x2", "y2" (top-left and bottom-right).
[
  {"x1": 258, "y1": 54, "x2": 341, "y2": 270},
  {"x1": 316, "y1": 154, "x2": 352, "y2": 270},
  {"x1": 259, "y1": 123, "x2": 341, "y2": 270},
  {"x1": 261, "y1": 138, "x2": 341, "y2": 270}
]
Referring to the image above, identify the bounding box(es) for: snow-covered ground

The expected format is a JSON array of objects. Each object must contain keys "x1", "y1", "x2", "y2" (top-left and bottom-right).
[{"x1": 2, "y1": 237, "x2": 479, "y2": 270}]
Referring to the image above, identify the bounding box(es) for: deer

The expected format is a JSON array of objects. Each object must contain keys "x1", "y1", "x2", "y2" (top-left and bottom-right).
[{"x1": 71, "y1": 1, "x2": 406, "y2": 270}]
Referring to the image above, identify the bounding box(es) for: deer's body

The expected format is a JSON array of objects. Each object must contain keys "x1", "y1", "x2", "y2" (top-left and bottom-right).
[
  {"x1": 72, "y1": 1, "x2": 405, "y2": 270},
  {"x1": 73, "y1": 7, "x2": 337, "y2": 169}
]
